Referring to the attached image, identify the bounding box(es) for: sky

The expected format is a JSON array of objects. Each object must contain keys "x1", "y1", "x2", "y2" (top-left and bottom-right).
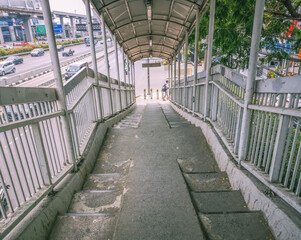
[{"x1": 49, "y1": 0, "x2": 86, "y2": 15}]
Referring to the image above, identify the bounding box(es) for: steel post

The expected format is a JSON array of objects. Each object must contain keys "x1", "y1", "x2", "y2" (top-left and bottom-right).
[
  {"x1": 133, "y1": 62, "x2": 136, "y2": 102},
  {"x1": 101, "y1": 13, "x2": 114, "y2": 114},
  {"x1": 174, "y1": 57, "x2": 177, "y2": 102},
  {"x1": 204, "y1": 0, "x2": 216, "y2": 119},
  {"x1": 170, "y1": 62, "x2": 173, "y2": 100},
  {"x1": 114, "y1": 35, "x2": 122, "y2": 110},
  {"x1": 127, "y1": 57, "x2": 132, "y2": 103},
  {"x1": 193, "y1": 8, "x2": 200, "y2": 114},
  {"x1": 178, "y1": 51, "x2": 181, "y2": 103},
  {"x1": 147, "y1": 58, "x2": 150, "y2": 95},
  {"x1": 85, "y1": 0, "x2": 103, "y2": 120},
  {"x1": 122, "y1": 51, "x2": 128, "y2": 106},
  {"x1": 238, "y1": 0, "x2": 266, "y2": 164},
  {"x1": 131, "y1": 61, "x2": 135, "y2": 103},
  {"x1": 184, "y1": 32, "x2": 189, "y2": 108},
  {"x1": 41, "y1": 0, "x2": 76, "y2": 171}
]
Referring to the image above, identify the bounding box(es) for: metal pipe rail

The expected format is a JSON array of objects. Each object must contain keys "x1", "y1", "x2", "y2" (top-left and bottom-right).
[
  {"x1": 0, "y1": 65, "x2": 135, "y2": 237},
  {"x1": 171, "y1": 64, "x2": 301, "y2": 213}
]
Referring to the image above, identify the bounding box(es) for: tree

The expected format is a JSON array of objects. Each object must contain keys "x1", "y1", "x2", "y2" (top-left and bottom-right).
[{"x1": 189, "y1": 0, "x2": 301, "y2": 69}]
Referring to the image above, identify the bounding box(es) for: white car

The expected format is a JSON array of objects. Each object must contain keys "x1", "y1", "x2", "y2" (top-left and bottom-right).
[{"x1": 0, "y1": 61, "x2": 15, "y2": 76}]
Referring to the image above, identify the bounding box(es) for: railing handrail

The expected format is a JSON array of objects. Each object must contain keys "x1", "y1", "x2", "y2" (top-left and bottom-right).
[
  {"x1": 0, "y1": 63, "x2": 135, "y2": 237},
  {"x1": 171, "y1": 63, "x2": 301, "y2": 214}
]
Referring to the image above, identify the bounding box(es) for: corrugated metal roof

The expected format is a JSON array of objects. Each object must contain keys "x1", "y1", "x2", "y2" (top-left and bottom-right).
[{"x1": 91, "y1": 0, "x2": 208, "y2": 61}]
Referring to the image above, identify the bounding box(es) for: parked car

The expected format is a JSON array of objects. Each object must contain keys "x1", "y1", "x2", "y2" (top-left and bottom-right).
[
  {"x1": 57, "y1": 45, "x2": 64, "y2": 51},
  {"x1": 0, "y1": 61, "x2": 15, "y2": 76},
  {"x1": 65, "y1": 62, "x2": 88, "y2": 80},
  {"x1": 62, "y1": 49, "x2": 75, "y2": 57},
  {"x1": 6, "y1": 55, "x2": 23, "y2": 65},
  {"x1": 30, "y1": 48, "x2": 44, "y2": 57}
]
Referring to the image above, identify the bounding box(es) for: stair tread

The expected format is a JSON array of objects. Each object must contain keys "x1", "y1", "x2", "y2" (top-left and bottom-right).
[
  {"x1": 192, "y1": 191, "x2": 249, "y2": 213},
  {"x1": 83, "y1": 173, "x2": 126, "y2": 191},
  {"x1": 49, "y1": 215, "x2": 117, "y2": 240},
  {"x1": 184, "y1": 172, "x2": 231, "y2": 192},
  {"x1": 199, "y1": 212, "x2": 274, "y2": 240},
  {"x1": 68, "y1": 191, "x2": 122, "y2": 214},
  {"x1": 178, "y1": 158, "x2": 218, "y2": 173}
]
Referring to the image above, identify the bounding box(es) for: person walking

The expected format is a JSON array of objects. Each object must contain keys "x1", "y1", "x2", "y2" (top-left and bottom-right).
[{"x1": 162, "y1": 80, "x2": 169, "y2": 101}]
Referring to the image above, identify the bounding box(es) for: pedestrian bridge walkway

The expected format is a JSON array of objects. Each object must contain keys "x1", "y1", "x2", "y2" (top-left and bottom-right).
[
  {"x1": 48, "y1": 100, "x2": 274, "y2": 240},
  {"x1": 1, "y1": 0, "x2": 301, "y2": 238}
]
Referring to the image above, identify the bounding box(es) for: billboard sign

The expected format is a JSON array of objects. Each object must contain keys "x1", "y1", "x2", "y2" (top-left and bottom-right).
[
  {"x1": 142, "y1": 63, "x2": 161, "y2": 68},
  {"x1": 76, "y1": 23, "x2": 101, "y2": 31},
  {"x1": 76, "y1": 24, "x2": 87, "y2": 31},
  {"x1": 36, "y1": 25, "x2": 46, "y2": 34},
  {"x1": 53, "y1": 24, "x2": 63, "y2": 33}
]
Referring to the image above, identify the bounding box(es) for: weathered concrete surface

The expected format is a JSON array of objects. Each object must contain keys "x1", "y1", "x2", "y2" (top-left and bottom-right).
[
  {"x1": 178, "y1": 157, "x2": 218, "y2": 173},
  {"x1": 48, "y1": 104, "x2": 146, "y2": 240},
  {"x1": 171, "y1": 102, "x2": 301, "y2": 240},
  {"x1": 68, "y1": 191, "x2": 122, "y2": 214},
  {"x1": 113, "y1": 101, "x2": 205, "y2": 240},
  {"x1": 49, "y1": 214, "x2": 117, "y2": 240},
  {"x1": 192, "y1": 191, "x2": 248, "y2": 213},
  {"x1": 4, "y1": 104, "x2": 136, "y2": 240},
  {"x1": 199, "y1": 212, "x2": 274, "y2": 240},
  {"x1": 83, "y1": 174, "x2": 126, "y2": 191},
  {"x1": 184, "y1": 172, "x2": 232, "y2": 192}
]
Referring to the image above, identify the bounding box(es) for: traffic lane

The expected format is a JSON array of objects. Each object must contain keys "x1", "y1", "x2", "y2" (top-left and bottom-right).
[
  {"x1": 97, "y1": 50, "x2": 124, "y2": 81},
  {"x1": 8, "y1": 44, "x2": 103, "y2": 77},
  {"x1": 19, "y1": 47, "x2": 114, "y2": 88}
]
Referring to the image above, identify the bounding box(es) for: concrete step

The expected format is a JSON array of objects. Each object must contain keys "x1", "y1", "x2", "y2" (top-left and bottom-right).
[
  {"x1": 178, "y1": 157, "x2": 218, "y2": 173},
  {"x1": 183, "y1": 172, "x2": 231, "y2": 192},
  {"x1": 199, "y1": 212, "x2": 274, "y2": 240},
  {"x1": 192, "y1": 191, "x2": 249, "y2": 213},
  {"x1": 83, "y1": 173, "x2": 126, "y2": 191},
  {"x1": 92, "y1": 156, "x2": 132, "y2": 174},
  {"x1": 68, "y1": 190, "x2": 122, "y2": 214},
  {"x1": 49, "y1": 214, "x2": 117, "y2": 240}
]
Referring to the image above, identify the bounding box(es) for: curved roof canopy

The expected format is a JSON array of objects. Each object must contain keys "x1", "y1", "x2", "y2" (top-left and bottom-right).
[{"x1": 91, "y1": 0, "x2": 208, "y2": 61}]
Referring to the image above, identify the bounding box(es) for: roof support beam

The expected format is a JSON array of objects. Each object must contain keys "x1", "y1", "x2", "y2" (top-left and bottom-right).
[
  {"x1": 99, "y1": 0, "x2": 124, "y2": 42},
  {"x1": 98, "y1": 0, "x2": 203, "y2": 12},
  {"x1": 177, "y1": 5, "x2": 194, "y2": 41},
  {"x1": 112, "y1": 19, "x2": 188, "y2": 33},
  {"x1": 120, "y1": 34, "x2": 180, "y2": 45},
  {"x1": 132, "y1": 52, "x2": 171, "y2": 61},
  {"x1": 126, "y1": 43, "x2": 176, "y2": 53},
  {"x1": 124, "y1": 0, "x2": 141, "y2": 54},
  {"x1": 130, "y1": 50, "x2": 172, "y2": 59}
]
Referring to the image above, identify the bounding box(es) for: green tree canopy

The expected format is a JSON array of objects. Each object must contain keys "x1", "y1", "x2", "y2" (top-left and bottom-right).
[{"x1": 189, "y1": 0, "x2": 301, "y2": 69}]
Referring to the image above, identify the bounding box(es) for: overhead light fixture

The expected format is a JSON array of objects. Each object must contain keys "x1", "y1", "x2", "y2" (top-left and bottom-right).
[
  {"x1": 146, "y1": 0, "x2": 152, "y2": 21},
  {"x1": 149, "y1": 39, "x2": 152, "y2": 46},
  {"x1": 150, "y1": 53, "x2": 152, "y2": 58}
]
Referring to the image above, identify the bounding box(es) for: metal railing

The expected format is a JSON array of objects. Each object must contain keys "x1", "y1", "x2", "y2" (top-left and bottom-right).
[
  {"x1": 171, "y1": 64, "x2": 301, "y2": 212},
  {"x1": 0, "y1": 66, "x2": 135, "y2": 236}
]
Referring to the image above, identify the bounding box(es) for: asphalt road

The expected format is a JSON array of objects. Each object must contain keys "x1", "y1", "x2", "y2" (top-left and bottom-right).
[
  {"x1": 6, "y1": 43, "x2": 102, "y2": 78},
  {"x1": 18, "y1": 45, "x2": 123, "y2": 88}
]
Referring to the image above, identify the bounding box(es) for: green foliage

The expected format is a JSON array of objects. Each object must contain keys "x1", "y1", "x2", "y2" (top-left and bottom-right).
[
  {"x1": 0, "y1": 39, "x2": 84, "y2": 57},
  {"x1": 0, "y1": 45, "x2": 35, "y2": 57},
  {"x1": 190, "y1": 0, "x2": 301, "y2": 69}
]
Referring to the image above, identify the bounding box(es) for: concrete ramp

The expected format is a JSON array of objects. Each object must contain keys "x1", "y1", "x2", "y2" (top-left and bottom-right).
[{"x1": 49, "y1": 100, "x2": 275, "y2": 240}]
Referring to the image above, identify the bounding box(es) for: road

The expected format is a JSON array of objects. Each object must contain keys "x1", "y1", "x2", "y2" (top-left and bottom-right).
[
  {"x1": 6, "y1": 43, "x2": 98, "y2": 78},
  {"x1": 17, "y1": 44, "x2": 124, "y2": 88}
]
